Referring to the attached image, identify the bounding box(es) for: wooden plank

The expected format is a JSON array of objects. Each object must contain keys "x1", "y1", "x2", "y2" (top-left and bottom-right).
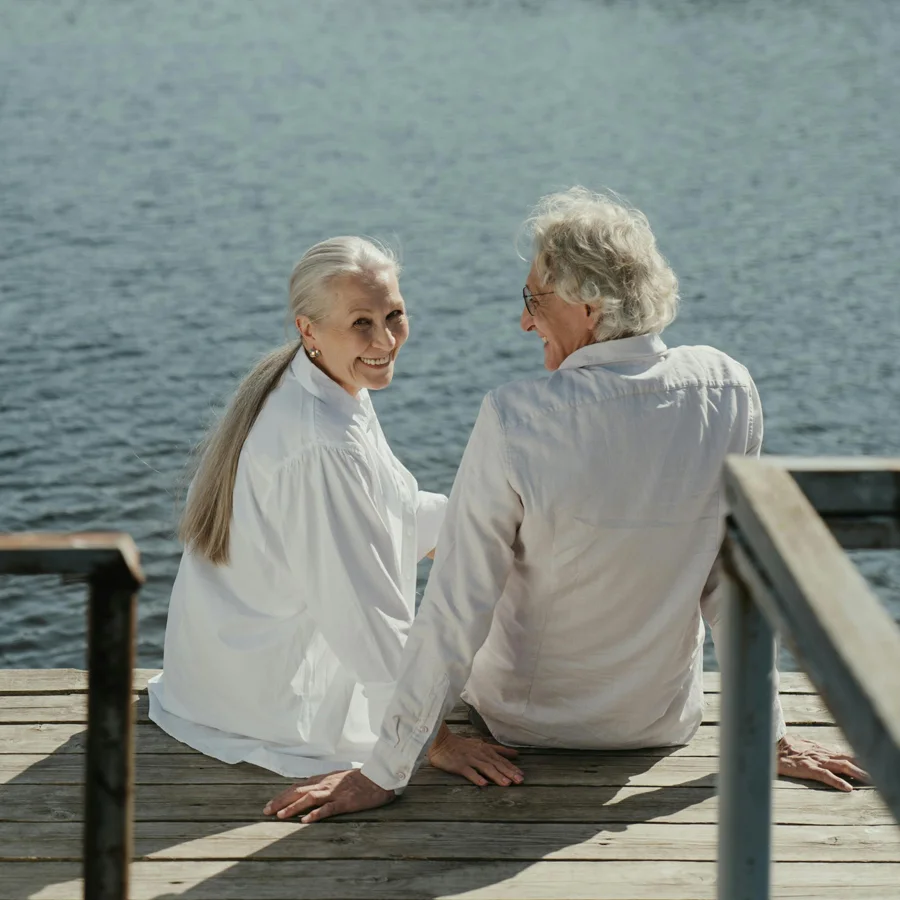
[
  {"x1": 0, "y1": 670, "x2": 160, "y2": 695},
  {"x1": 0, "y1": 693, "x2": 145, "y2": 724},
  {"x1": 817, "y1": 515, "x2": 900, "y2": 550},
  {"x1": 0, "y1": 669, "x2": 819, "y2": 695},
  {"x1": 3, "y1": 860, "x2": 900, "y2": 899},
  {"x1": 725, "y1": 456, "x2": 900, "y2": 822},
  {"x1": 0, "y1": 723, "x2": 853, "y2": 757},
  {"x1": 0, "y1": 693, "x2": 837, "y2": 726},
  {"x1": 1, "y1": 820, "x2": 897, "y2": 863},
  {"x1": 772, "y1": 457, "x2": 900, "y2": 548},
  {"x1": 768, "y1": 456, "x2": 900, "y2": 516},
  {"x1": 1, "y1": 753, "x2": 720, "y2": 788},
  {"x1": 0, "y1": 532, "x2": 143, "y2": 583},
  {"x1": 0, "y1": 782, "x2": 889, "y2": 825},
  {"x1": 0, "y1": 752, "x2": 837, "y2": 791}
]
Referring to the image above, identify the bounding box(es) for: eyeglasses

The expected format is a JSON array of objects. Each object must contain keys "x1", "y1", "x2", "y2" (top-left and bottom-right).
[{"x1": 523, "y1": 286, "x2": 554, "y2": 316}]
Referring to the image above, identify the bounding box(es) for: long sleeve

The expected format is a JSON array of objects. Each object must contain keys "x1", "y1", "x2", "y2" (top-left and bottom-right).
[
  {"x1": 415, "y1": 490, "x2": 448, "y2": 559},
  {"x1": 362, "y1": 394, "x2": 523, "y2": 789},
  {"x1": 700, "y1": 558, "x2": 787, "y2": 741},
  {"x1": 703, "y1": 376, "x2": 786, "y2": 741},
  {"x1": 278, "y1": 446, "x2": 412, "y2": 716}
]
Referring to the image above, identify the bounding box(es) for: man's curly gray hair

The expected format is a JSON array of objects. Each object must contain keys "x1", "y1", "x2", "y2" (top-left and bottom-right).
[{"x1": 524, "y1": 187, "x2": 679, "y2": 341}]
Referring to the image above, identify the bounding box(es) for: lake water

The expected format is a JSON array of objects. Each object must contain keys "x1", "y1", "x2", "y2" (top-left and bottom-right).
[{"x1": 1, "y1": 0, "x2": 898, "y2": 670}]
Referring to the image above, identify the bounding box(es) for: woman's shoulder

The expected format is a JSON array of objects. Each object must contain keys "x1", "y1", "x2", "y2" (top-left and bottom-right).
[
  {"x1": 244, "y1": 377, "x2": 368, "y2": 464},
  {"x1": 275, "y1": 441, "x2": 371, "y2": 481}
]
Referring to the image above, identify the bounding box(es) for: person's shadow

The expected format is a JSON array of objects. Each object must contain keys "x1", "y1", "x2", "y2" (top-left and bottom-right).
[{"x1": 2, "y1": 696, "x2": 721, "y2": 900}]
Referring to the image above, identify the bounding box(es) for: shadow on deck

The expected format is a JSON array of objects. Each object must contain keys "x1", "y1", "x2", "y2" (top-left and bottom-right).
[{"x1": 0, "y1": 672, "x2": 897, "y2": 900}]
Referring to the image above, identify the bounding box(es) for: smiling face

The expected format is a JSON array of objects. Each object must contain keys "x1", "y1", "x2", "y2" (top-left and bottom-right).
[
  {"x1": 297, "y1": 269, "x2": 409, "y2": 395},
  {"x1": 520, "y1": 262, "x2": 597, "y2": 370}
]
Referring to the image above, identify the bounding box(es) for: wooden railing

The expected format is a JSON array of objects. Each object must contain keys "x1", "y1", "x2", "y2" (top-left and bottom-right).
[
  {"x1": 717, "y1": 457, "x2": 900, "y2": 900},
  {"x1": 0, "y1": 533, "x2": 144, "y2": 900}
]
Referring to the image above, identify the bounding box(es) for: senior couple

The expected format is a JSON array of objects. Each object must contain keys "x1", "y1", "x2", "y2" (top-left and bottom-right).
[{"x1": 148, "y1": 187, "x2": 866, "y2": 823}]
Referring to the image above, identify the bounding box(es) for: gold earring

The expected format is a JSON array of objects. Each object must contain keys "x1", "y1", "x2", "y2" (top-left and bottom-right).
[{"x1": 307, "y1": 348, "x2": 321, "y2": 360}]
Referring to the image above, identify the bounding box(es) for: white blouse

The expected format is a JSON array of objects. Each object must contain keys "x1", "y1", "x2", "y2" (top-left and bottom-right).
[{"x1": 148, "y1": 350, "x2": 447, "y2": 777}]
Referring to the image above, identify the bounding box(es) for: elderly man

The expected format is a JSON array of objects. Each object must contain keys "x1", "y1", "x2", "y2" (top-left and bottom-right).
[{"x1": 265, "y1": 187, "x2": 867, "y2": 822}]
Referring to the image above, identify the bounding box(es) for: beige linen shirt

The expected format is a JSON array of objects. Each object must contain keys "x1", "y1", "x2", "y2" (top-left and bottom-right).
[{"x1": 362, "y1": 333, "x2": 785, "y2": 790}]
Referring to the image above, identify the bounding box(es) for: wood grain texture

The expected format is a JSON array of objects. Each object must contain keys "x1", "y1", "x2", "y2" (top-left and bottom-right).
[
  {"x1": 0, "y1": 752, "x2": 841, "y2": 790},
  {"x1": 0, "y1": 531, "x2": 143, "y2": 583},
  {"x1": 2, "y1": 820, "x2": 898, "y2": 863},
  {"x1": 0, "y1": 669, "x2": 820, "y2": 695},
  {"x1": 0, "y1": 668, "x2": 894, "y2": 899},
  {"x1": 0, "y1": 722, "x2": 853, "y2": 757},
  {"x1": 0, "y1": 782, "x2": 890, "y2": 826},
  {"x1": 0, "y1": 692, "x2": 837, "y2": 726},
  {"x1": 725, "y1": 456, "x2": 900, "y2": 822},
  {"x1": 3, "y1": 859, "x2": 900, "y2": 899}
]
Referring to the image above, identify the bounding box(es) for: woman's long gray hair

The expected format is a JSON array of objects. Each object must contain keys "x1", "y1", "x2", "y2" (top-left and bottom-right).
[{"x1": 179, "y1": 236, "x2": 399, "y2": 565}]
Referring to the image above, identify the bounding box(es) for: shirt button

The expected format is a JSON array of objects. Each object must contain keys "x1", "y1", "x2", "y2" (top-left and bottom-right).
[
  {"x1": 417, "y1": 724, "x2": 428, "y2": 734},
  {"x1": 396, "y1": 768, "x2": 408, "y2": 779}
]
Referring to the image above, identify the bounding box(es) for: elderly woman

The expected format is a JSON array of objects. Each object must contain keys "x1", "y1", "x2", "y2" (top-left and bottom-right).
[
  {"x1": 149, "y1": 236, "x2": 519, "y2": 783},
  {"x1": 265, "y1": 189, "x2": 868, "y2": 821}
]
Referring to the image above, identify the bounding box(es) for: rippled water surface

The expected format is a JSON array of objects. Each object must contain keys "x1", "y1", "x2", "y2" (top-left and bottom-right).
[{"x1": 1, "y1": 0, "x2": 898, "y2": 669}]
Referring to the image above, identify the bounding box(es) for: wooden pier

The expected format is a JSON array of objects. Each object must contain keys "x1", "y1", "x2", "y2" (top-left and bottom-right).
[{"x1": 1, "y1": 669, "x2": 898, "y2": 899}]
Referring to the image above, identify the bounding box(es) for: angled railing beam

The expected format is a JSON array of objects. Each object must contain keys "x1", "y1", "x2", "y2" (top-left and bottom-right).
[{"x1": 723, "y1": 457, "x2": 900, "y2": 819}]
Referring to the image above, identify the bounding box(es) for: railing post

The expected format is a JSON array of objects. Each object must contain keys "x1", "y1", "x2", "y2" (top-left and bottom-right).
[
  {"x1": 0, "y1": 533, "x2": 143, "y2": 900},
  {"x1": 717, "y1": 533, "x2": 777, "y2": 900},
  {"x1": 83, "y1": 563, "x2": 138, "y2": 900}
]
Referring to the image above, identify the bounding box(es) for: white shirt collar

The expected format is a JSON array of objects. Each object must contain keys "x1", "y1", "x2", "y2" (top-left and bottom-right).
[
  {"x1": 290, "y1": 348, "x2": 372, "y2": 420},
  {"x1": 558, "y1": 333, "x2": 668, "y2": 371}
]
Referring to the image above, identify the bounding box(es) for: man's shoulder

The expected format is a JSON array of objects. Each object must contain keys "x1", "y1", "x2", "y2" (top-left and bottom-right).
[
  {"x1": 484, "y1": 373, "x2": 554, "y2": 424},
  {"x1": 664, "y1": 343, "x2": 755, "y2": 387},
  {"x1": 482, "y1": 343, "x2": 756, "y2": 426}
]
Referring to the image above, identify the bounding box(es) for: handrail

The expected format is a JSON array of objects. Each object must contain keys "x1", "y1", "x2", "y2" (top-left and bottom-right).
[
  {"x1": 762, "y1": 456, "x2": 900, "y2": 550},
  {"x1": 0, "y1": 532, "x2": 144, "y2": 900},
  {"x1": 716, "y1": 458, "x2": 900, "y2": 900}
]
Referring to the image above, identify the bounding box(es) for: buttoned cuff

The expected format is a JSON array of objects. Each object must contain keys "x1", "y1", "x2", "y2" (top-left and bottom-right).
[
  {"x1": 361, "y1": 747, "x2": 416, "y2": 792},
  {"x1": 362, "y1": 673, "x2": 450, "y2": 790}
]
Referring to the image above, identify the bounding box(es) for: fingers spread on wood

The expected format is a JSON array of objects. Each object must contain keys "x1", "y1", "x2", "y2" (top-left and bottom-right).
[
  {"x1": 301, "y1": 802, "x2": 338, "y2": 824},
  {"x1": 825, "y1": 758, "x2": 870, "y2": 783},
  {"x1": 461, "y1": 765, "x2": 488, "y2": 787}
]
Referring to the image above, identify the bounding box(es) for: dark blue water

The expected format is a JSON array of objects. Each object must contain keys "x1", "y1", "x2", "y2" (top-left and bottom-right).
[{"x1": 1, "y1": 0, "x2": 898, "y2": 669}]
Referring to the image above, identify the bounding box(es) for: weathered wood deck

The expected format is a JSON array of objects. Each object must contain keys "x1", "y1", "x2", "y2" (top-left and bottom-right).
[{"x1": 0, "y1": 670, "x2": 897, "y2": 899}]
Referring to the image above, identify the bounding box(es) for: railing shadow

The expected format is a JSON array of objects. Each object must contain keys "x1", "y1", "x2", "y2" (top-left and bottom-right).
[{"x1": 1, "y1": 717, "x2": 717, "y2": 900}]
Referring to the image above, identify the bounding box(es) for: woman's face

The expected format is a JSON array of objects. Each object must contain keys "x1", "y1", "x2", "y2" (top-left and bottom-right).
[
  {"x1": 299, "y1": 270, "x2": 409, "y2": 395},
  {"x1": 520, "y1": 262, "x2": 596, "y2": 370}
]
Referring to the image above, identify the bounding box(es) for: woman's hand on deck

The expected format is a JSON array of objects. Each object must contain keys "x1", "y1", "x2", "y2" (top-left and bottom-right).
[
  {"x1": 427, "y1": 724, "x2": 523, "y2": 787},
  {"x1": 262, "y1": 769, "x2": 395, "y2": 822},
  {"x1": 776, "y1": 734, "x2": 869, "y2": 791}
]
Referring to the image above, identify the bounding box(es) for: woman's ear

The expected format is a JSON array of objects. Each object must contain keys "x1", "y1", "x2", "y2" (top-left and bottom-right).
[{"x1": 295, "y1": 316, "x2": 315, "y2": 342}]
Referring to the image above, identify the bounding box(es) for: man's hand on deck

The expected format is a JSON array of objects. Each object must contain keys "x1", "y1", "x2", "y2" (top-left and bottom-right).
[
  {"x1": 427, "y1": 723, "x2": 523, "y2": 787},
  {"x1": 263, "y1": 770, "x2": 394, "y2": 822},
  {"x1": 776, "y1": 734, "x2": 870, "y2": 791}
]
